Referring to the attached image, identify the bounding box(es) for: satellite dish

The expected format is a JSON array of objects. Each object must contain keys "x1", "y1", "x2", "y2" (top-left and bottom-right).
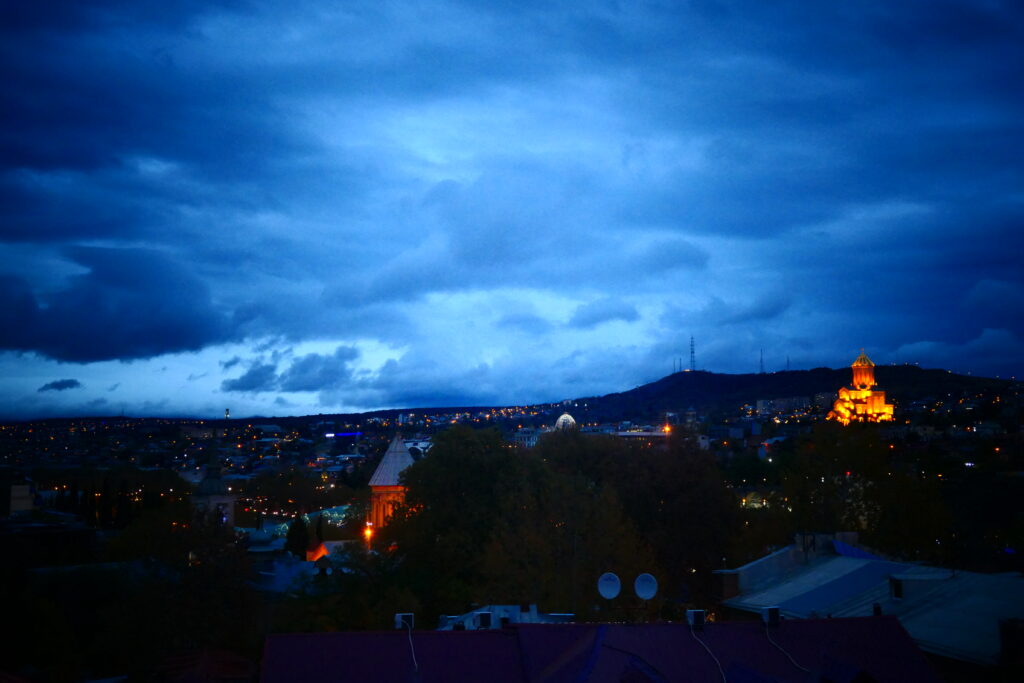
[
  {"x1": 634, "y1": 573, "x2": 658, "y2": 600},
  {"x1": 598, "y1": 572, "x2": 621, "y2": 599}
]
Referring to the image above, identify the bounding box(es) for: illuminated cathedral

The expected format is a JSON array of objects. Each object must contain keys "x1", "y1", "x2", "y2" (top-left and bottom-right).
[
  {"x1": 827, "y1": 350, "x2": 895, "y2": 425},
  {"x1": 365, "y1": 435, "x2": 414, "y2": 538}
]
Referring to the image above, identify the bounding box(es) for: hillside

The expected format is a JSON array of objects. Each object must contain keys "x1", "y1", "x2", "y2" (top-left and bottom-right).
[{"x1": 575, "y1": 365, "x2": 1014, "y2": 422}]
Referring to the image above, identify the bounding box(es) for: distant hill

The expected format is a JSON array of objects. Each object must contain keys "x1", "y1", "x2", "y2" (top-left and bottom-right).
[
  {"x1": 25, "y1": 365, "x2": 1010, "y2": 426},
  {"x1": 573, "y1": 365, "x2": 1013, "y2": 422}
]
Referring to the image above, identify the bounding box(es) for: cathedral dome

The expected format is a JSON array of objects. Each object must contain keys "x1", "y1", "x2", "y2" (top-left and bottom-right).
[{"x1": 555, "y1": 413, "x2": 576, "y2": 430}]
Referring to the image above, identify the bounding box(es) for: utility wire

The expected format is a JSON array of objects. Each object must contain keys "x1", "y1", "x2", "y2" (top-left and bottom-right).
[
  {"x1": 600, "y1": 642, "x2": 670, "y2": 683},
  {"x1": 765, "y1": 624, "x2": 810, "y2": 673},
  {"x1": 690, "y1": 625, "x2": 727, "y2": 683},
  {"x1": 403, "y1": 619, "x2": 419, "y2": 673}
]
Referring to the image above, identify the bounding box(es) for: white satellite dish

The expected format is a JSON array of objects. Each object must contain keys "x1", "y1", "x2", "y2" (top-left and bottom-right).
[
  {"x1": 634, "y1": 573, "x2": 658, "y2": 600},
  {"x1": 598, "y1": 572, "x2": 621, "y2": 599}
]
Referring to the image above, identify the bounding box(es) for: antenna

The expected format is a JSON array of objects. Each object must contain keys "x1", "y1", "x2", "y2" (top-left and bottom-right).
[
  {"x1": 760, "y1": 349, "x2": 765, "y2": 374},
  {"x1": 690, "y1": 336, "x2": 696, "y2": 372},
  {"x1": 786, "y1": 356, "x2": 790, "y2": 371},
  {"x1": 598, "y1": 572, "x2": 621, "y2": 599},
  {"x1": 634, "y1": 573, "x2": 658, "y2": 600}
]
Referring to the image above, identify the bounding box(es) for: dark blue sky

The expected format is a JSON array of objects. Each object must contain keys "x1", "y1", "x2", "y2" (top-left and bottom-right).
[{"x1": 2, "y1": 1, "x2": 1022, "y2": 419}]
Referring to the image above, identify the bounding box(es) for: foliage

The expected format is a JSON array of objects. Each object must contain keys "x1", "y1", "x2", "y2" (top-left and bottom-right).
[
  {"x1": 370, "y1": 426, "x2": 738, "y2": 623},
  {"x1": 536, "y1": 430, "x2": 738, "y2": 607},
  {"x1": 271, "y1": 544, "x2": 421, "y2": 632},
  {"x1": 286, "y1": 516, "x2": 310, "y2": 558},
  {"x1": 4, "y1": 506, "x2": 261, "y2": 681},
  {"x1": 772, "y1": 422, "x2": 962, "y2": 563}
]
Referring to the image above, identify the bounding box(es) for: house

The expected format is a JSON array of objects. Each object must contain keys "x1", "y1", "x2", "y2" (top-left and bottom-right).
[{"x1": 437, "y1": 604, "x2": 574, "y2": 630}]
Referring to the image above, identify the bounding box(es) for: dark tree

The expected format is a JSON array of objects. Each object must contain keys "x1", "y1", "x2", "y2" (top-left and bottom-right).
[{"x1": 286, "y1": 517, "x2": 310, "y2": 559}]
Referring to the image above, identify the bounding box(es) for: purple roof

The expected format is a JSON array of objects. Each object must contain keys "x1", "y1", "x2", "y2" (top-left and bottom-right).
[
  {"x1": 262, "y1": 629, "x2": 525, "y2": 683},
  {"x1": 261, "y1": 616, "x2": 940, "y2": 683}
]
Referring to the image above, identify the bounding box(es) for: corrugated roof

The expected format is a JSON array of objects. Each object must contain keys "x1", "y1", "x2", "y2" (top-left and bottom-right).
[
  {"x1": 725, "y1": 552, "x2": 1024, "y2": 666},
  {"x1": 368, "y1": 436, "x2": 414, "y2": 487}
]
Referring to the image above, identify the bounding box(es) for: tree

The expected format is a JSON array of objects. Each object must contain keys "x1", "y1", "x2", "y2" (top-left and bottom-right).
[
  {"x1": 286, "y1": 517, "x2": 310, "y2": 559},
  {"x1": 536, "y1": 430, "x2": 738, "y2": 607},
  {"x1": 779, "y1": 423, "x2": 888, "y2": 534},
  {"x1": 383, "y1": 426, "x2": 545, "y2": 621},
  {"x1": 480, "y1": 471, "x2": 656, "y2": 618}
]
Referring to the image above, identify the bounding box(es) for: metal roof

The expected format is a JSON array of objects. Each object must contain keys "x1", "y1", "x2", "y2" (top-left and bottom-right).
[
  {"x1": 368, "y1": 435, "x2": 414, "y2": 487},
  {"x1": 724, "y1": 547, "x2": 1024, "y2": 666}
]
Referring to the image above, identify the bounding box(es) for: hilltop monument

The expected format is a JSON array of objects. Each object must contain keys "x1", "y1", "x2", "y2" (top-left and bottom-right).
[{"x1": 827, "y1": 350, "x2": 895, "y2": 425}]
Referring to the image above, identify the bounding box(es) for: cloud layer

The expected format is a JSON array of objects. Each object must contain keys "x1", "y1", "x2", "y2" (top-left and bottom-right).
[
  {"x1": 38, "y1": 379, "x2": 82, "y2": 392},
  {"x1": 1, "y1": 1, "x2": 1022, "y2": 418}
]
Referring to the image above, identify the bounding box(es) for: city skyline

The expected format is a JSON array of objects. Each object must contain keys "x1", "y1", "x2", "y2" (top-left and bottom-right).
[{"x1": 2, "y1": 2, "x2": 1022, "y2": 419}]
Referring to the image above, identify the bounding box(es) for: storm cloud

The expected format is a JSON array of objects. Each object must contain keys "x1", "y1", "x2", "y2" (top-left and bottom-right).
[
  {"x1": 1, "y1": 1, "x2": 1022, "y2": 418},
  {"x1": 38, "y1": 379, "x2": 82, "y2": 392}
]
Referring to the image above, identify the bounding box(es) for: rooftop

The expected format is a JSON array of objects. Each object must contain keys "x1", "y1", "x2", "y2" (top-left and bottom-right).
[
  {"x1": 368, "y1": 435, "x2": 415, "y2": 488},
  {"x1": 262, "y1": 617, "x2": 939, "y2": 683},
  {"x1": 719, "y1": 535, "x2": 1024, "y2": 666}
]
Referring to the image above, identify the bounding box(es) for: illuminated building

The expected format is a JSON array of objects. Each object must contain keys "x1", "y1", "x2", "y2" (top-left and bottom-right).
[
  {"x1": 827, "y1": 350, "x2": 895, "y2": 425},
  {"x1": 366, "y1": 435, "x2": 414, "y2": 530},
  {"x1": 554, "y1": 412, "x2": 576, "y2": 430}
]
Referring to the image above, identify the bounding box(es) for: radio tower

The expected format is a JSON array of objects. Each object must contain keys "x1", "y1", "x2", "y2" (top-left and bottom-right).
[
  {"x1": 689, "y1": 336, "x2": 696, "y2": 372},
  {"x1": 759, "y1": 348, "x2": 765, "y2": 374}
]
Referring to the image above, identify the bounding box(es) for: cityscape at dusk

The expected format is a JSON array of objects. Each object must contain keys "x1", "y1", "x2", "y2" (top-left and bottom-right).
[
  {"x1": 1, "y1": 1, "x2": 1022, "y2": 420},
  {"x1": 2, "y1": 2, "x2": 1023, "y2": 682}
]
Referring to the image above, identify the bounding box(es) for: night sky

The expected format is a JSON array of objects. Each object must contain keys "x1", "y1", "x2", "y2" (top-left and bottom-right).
[{"x1": 2, "y1": 1, "x2": 1022, "y2": 420}]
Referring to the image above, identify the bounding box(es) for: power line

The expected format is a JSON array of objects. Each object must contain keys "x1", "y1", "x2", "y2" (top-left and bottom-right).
[
  {"x1": 403, "y1": 619, "x2": 418, "y2": 673},
  {"x1": 765, "y1": 623, "x2": 809, "y2": 673},
  {"x1": 690, "y1": 625, "x2": 727, "y2": 683}
]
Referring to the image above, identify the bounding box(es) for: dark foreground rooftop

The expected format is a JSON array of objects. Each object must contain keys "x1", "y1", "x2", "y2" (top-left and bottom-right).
[{"x1": 262, "y1": 616, "x2": 939, "y2": 683}]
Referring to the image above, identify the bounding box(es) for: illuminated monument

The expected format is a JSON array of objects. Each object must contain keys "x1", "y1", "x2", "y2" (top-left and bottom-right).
[
  {"x1": 366, "y1": 435, "x2": 414, "y2": 535},
  {"x1": 827, "y1": 350, "x2": 895, "y2": 425}
]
